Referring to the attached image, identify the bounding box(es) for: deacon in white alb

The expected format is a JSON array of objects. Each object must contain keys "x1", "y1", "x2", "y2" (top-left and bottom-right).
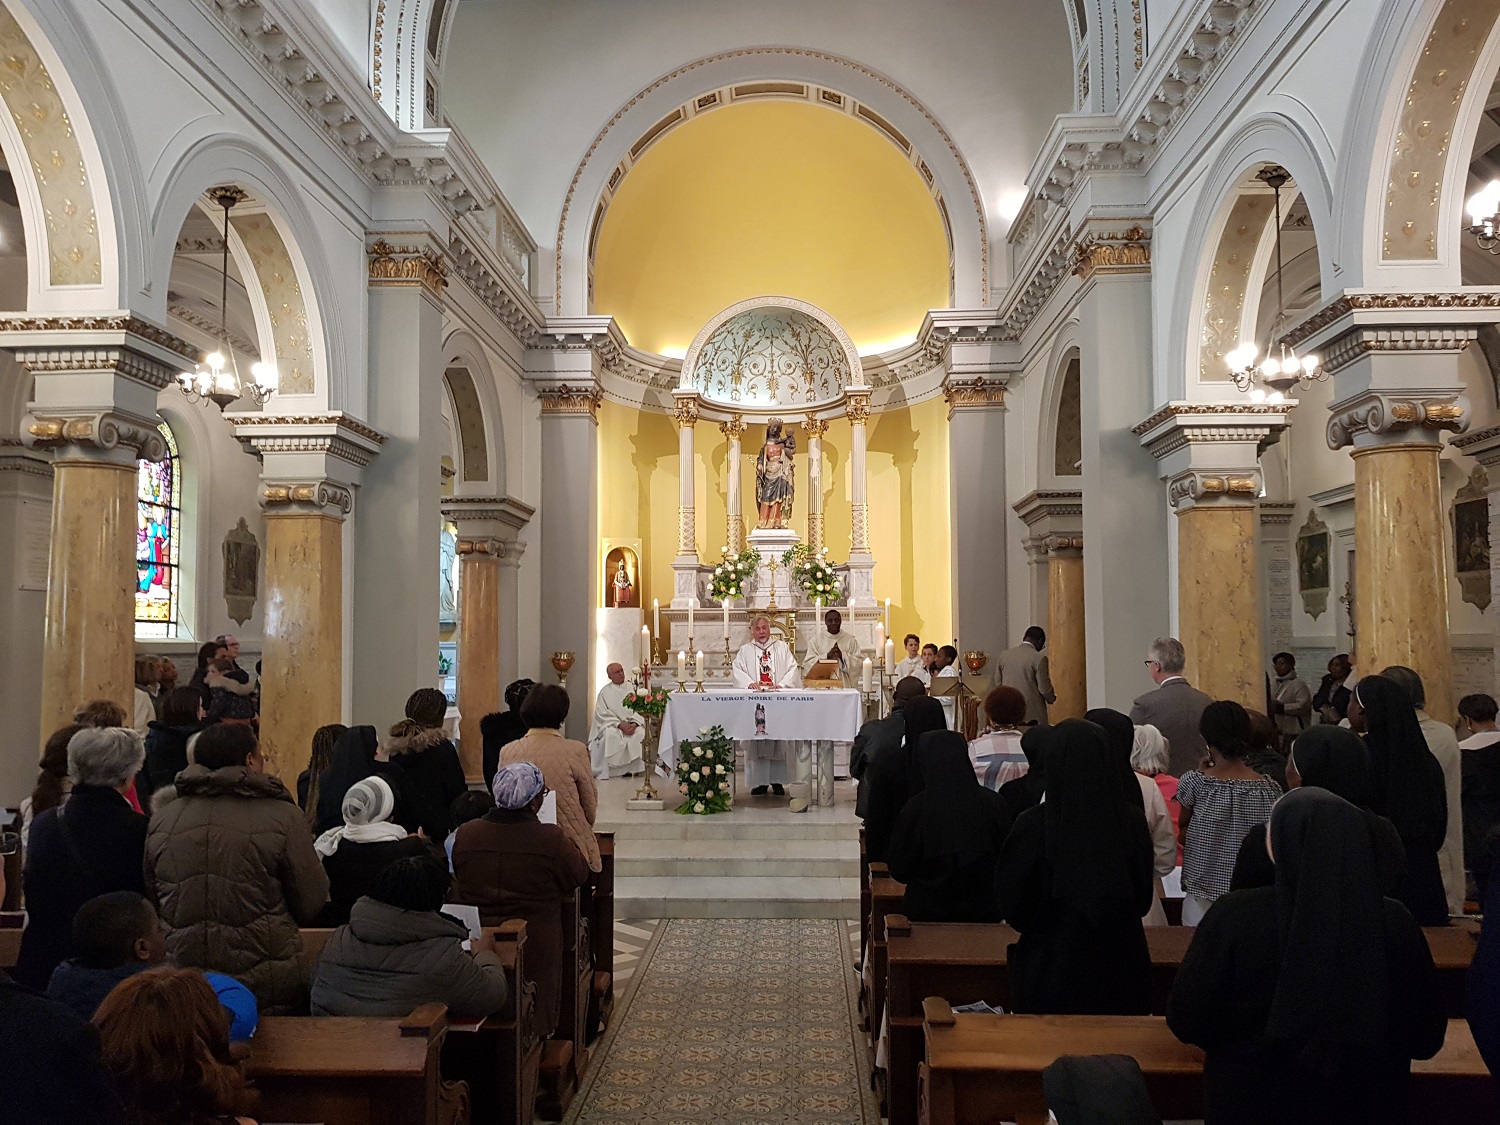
[
  {"x1": 802, "y1": 608, "x2": 864, "y2": 689},
  {"x1": 732, "y1": 614, "x2": 803, "y2": 794},
  {"x1": 588, "y1": 663, "x2": 645, "y2": 780}
]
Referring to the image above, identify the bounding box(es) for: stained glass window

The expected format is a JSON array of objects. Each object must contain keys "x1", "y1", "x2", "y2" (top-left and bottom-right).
[{"x1": 135, "y1": 421, "x2": 181, "y2": 638}]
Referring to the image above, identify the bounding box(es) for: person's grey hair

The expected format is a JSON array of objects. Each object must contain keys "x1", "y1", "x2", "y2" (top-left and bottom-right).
[
  {"x1": 1379, "y1": 665, "x2": 1426, "y2": 709},
  {"x1": 1130, "y1": 724, "x2": 1171, "y2": 775},
  {"x1": 68, "y1": 727, "x2": 146, "y2": 788},
  {"x1": 1147, "y1": 637, "x2": 1186, "y2": 674}
]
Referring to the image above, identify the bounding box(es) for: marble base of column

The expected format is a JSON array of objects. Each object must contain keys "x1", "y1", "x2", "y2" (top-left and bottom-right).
[
  {"x1": 1353, "y1": 442, "x2": 1453, "y2": 722},
  {"x1": 1046, "y1": 542, "x2": 1086, "y2": 721},
  {"x1": 457, "y1": 548, "x2": 501, "y2": 783},
  {"x1": 260, "y1": 511, "x2": 344, "y2": 780},
  {"x1": 40, "y1": 461, "x2": 136, "y2": 745},
  {"x1": 1176, "y1": 504, "x2": 1263, "y2": 707}
]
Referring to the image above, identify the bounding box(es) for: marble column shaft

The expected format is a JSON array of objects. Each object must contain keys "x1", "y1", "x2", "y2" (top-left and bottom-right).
[
  {"x1": 805, "y1": 419, "x2": 827, "y2": 552},
  {"x1": 39, "y1": 461, "x2": 137, "y2": 742},
  {"x1": 847, "y1": 397, "x2": 870, "y2": 552},
  {"x1": 1046, "y1": 540, "x2": 1087, "y2": 721},
  {"x1": 721, "y1": 417, "x2": 745, "y2": 552},
  {"x1": 456, "y1": 546, "x2": 501, "y2": 783},
  {"x1": 1353, "y1": 442, "x2": 1454, "y2": 722},
  {"x1": 1176, "y1": 504, "x2": 1263, "y2": 707},
  {"x1": 260, "y1": 512, "x2": 344, "y2": 779}
]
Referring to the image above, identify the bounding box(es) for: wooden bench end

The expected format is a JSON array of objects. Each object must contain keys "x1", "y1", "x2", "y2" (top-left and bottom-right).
[
  {"x1": 886, "y1": 913, "x2": 912, "y2": 939},
  {"x1": 921, "y1": 996, "x2": 955, "y2": 1027},
  {"x1": 399, "y1": 1002, "x2": 449, "y2": 1038}
]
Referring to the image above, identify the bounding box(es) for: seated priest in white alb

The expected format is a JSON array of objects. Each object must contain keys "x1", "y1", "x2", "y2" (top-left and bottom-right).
[
  {"x1": 893, "y1": 634, "x2": 931, "y2": 686},
  {"x1": 732, "y1": 614, "x2": 803, "y2": 796},
  {"x1": 802, "y1": 608, "x2": 864, "y2": 688},
  {"x1": 588, "y1": 663, "x2": 645, "y2": 780}
]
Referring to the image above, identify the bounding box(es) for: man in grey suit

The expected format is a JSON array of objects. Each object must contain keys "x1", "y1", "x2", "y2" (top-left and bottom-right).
[
  {"x1": 1129, "y1": 636, "x2": 1214, "y2": 777},
  {"x1": 996, "y1": 626, "x2": 1056, "y2": 726}
]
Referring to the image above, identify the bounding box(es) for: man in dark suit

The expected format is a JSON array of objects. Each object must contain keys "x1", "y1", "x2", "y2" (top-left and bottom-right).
[
  {"x1": 1128, "y1": 636, "x2": 1214, "y2": 777},
  {"x1": 851, "y1": 676, "x2": 928, "y2": 818}
]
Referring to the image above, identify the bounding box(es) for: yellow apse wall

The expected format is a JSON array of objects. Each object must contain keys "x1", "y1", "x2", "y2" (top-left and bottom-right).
[
  {"x1": 598, "y1": 396, "x2": 952, "y2": 645},
  {"x1": 591, "y1": 100, "x2": 950, "y2": 356}
]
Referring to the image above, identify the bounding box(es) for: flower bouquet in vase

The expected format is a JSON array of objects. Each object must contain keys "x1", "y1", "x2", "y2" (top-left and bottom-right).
[
  {"x1": 675, "y1": 724, "x2": 735, "y2": 814},
  {"x1": 710, "y1": 547, "x2": 760, "y2": 605},
  {"x1": 623, "y1": 686, "x2": 671, "y2": 803}
]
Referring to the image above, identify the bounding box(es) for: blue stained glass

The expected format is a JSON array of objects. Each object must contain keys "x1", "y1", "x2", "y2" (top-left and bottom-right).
[{"x1": 135, "y1": 422, "x2": 180, "y2": 637}]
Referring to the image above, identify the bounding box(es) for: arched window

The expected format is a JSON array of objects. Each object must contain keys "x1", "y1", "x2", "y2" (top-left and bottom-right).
[{"x1": 135, "y1": 421, "x2": 182, "y2": 638}]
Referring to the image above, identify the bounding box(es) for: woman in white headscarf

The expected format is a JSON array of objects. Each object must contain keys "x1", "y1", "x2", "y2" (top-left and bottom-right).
[{"x1": 315, "y1": 776, "x2": 436, "y2": 925}]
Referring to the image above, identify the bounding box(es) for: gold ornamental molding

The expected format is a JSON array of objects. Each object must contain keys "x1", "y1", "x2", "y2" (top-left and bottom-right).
[
  {"x1": 943, "y1": 376, "x2": 1007, "y2": 416},
  {"x1": 537, "y1": 383, "x2": 603, "y2": 418},
  {"x1": 802, "y1": 417, "x2": 830, "y2": 439},
  {"x1": 845, "y1": 391, "x2": 871, "y2": 425},
  {"x1": 1281, "y1": 292, "x2": 1500, "y2": 352},
  {"x1": 1326, "y1": 392, "x2": 1471, "y2": 450},
  {"x1": 1167, "y1": 470, "x2": 1261, "y2": 510},
  {"x1": 1045, "y1": 534, "x2": 1084, "y2": 557},
  {"x1": 1071, "y1": 224, "x2": 1151, "y2": 282},
  {"x1": 672, "y1": 395, "x2": 700, "y2": 428},
  {"x1": 456, "y1": 537, "x2": 507, "y2": 558},
  {"x1": 25, "y1": 410, "x2": 166, "y2": 463},
  {"x1": 718, "y1": 414, "x2": 748, "y2": 441},
  {"x1": 261, "y1": 480, "x2": 354, "y2": 517},
  {"x1": 368, "y1": 238, "x2": 447, "y2": 296},
  {"x1": 678, "y1": 505, "x2": 696, "y2": 555}
]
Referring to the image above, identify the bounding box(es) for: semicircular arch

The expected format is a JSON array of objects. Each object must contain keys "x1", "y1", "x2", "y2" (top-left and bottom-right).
[{"x1": 440, "y1": 325, "x2": 507, "y2": 495}]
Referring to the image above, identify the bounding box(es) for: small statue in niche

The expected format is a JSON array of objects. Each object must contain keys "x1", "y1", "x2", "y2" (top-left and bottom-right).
[
  {"x1": 613, "y1": 559, "x2": 635, "y2": 608},
  {"x1": 755, "y1": 418, "x2": 795, "y2": 529}
]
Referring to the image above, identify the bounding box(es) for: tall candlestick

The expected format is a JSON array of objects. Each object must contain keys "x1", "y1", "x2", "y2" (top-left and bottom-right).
[
  {"x1": 876, "y1": 622, "x2": 885, "y2": 655},
  {"x1": 641, "y1": 625, "x2": 651, "y2": 668},
  {"x1": 722, "y1": 600, "x2": 730, "y2": 640},
  {"x1": 653, "y1": 598, "x2": 660, "y2": 638},
  {"x1": 861, "y1": 657, "x2": 873, "y2": 694},
  {"x1": 677, "y1": 650, "x2": 687, "y2": 682},
  {"x1": 884, "y1": 598, "x2": 891, "y2": 636},
  {"x1": 695, "y1": 649, "x2": 704, "y2": 677},
  {"x1": 687, "y1": 597, "x2": 695, "y2": 642},
  {"x1": 885, "y1": 638, "x2": 896, "y2": 671}
]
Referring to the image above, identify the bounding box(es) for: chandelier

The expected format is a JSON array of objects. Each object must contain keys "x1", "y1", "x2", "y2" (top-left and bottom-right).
[
  {"x1": 177, "y1": 188, "x2": 278, "y2": 410},
  {"x1": 1466, "y1": 180, "x2": 1500, "y2": 253},
  {"x1": 1224, "y1": 166, "x2": 1322, "y2": 400}
]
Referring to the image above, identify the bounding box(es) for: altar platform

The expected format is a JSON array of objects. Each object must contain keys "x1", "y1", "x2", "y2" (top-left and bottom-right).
[{"x1": 595, "y1": 768, "x2": 860, "y2": 920}]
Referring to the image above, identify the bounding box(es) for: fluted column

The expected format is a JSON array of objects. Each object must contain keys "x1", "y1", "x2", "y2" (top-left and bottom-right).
[
  {"x1": 803, "y1": 417, "x2": 828, "y2": 552},
  {"x1": 3, "y1": 321, "x2": 192, "y2": 747},
  {"x1": 442, "y1": 496, "x2": 533, "y2": 781},
  {"x1": 672, "y1": 392, "x2": 700, "y2": 607},
  {"x1": 1301, "y1": 314, "x2": 1479, "y2": 724},
  {"x1": 1047, "y1": 535, "x2": 1087, "y2": 721},
  {"x1": 230, "y1": 414, "x2": 386, "y2": 778},
  {"x1": 720, "y1": 415, "x2": 746, "y2": 553},
  {"x1": 1137, "y1": 403, "x2": 1293, "y2": 707},
  {"x1": 845, "y1": 389, "x2": 875, "y2": 605}
]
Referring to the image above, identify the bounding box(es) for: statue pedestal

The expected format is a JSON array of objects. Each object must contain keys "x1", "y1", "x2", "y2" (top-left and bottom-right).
[
  {"x1": 845, "y1": 549, "x2": 877, "y2": 608},
  {"x1": 671, "y1": 554, "x2": 701, "y2": 608},
  {"x1": 747, "y1": 527, "x2": 801, "y2": 609}
]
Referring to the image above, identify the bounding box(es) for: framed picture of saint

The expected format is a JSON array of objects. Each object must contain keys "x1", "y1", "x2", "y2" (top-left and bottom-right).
[
  {"x1": 1453, "y1": 467, "x2": 1491, "y2": 612},
  {"x1": 1295, "y1": 511, "x2": 1330, "y2": 620}
]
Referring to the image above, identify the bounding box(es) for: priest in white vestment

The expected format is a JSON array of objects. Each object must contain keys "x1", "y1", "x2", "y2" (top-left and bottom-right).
[
  {"x1": 589, "y1": 663, "x2": 645, "y2": 780},
  {"x1": 802, "y1": 608, "x2": 864, "y2": 688},
  {"x1": 732, "y1": 614, "x2": 803, "y2": 794}
]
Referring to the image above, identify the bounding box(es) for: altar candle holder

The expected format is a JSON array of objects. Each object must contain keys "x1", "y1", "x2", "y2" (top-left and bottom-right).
[
  {"x1": 694, "y1": 650, "x2": 706, "y2": 693},
  {"x1": 722, "y1": 636, "x2": 733, "y2": 670}
]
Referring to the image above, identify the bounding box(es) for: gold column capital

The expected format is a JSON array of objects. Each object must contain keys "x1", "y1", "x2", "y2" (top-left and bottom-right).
[
  {"x1": 1327, "y1": 391, "x2": 1469, "y2": 451},
  {"x1": 1167, "y1": 470, "x2": 1261, "y2": 510},
  {"x1": 25, "y1": 410, "x2": 167, "y2": 466},
  {"x1": 368, "y1": 237, "x2": 447, "y2": 297},
  {"x1": 1045, "y1": 534, "x2": 1084, "y2": 557},
  {"x1": 803, "y1": 417, "x2": 830, "y2": 439},
  {"x1": 1071, "y1": 223, "x2": 1151, "y2": 282},
  {"x1": 673, "y1": 395, "x2": 700, "y2": 429},
  {"x1": 718, "y1": 414, "x2": 747, "y2": 441},
  {"x1": 457, "y1": 537, "x2": 507, "y2": 558},
  {"x1": 537, "y1": 382, "x2": 603, "y2": 418},
  {"x1": 942, "y1": 377, "x2": 1007, "y2": 416},
  {"x1": 845, "y1": 392, "x2": 871, "y2": 425},
  {"x1": 260, "y1": 480, "x2": 354, "y2": 517}
]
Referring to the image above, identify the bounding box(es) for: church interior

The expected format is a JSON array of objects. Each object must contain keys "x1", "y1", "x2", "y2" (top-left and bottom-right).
[{"x1": 5, "y1": 0, "x2": 1500, "y2": 1121}]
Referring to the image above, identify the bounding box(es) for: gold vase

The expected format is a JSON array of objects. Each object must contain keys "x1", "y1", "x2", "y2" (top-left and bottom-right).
[
  {"x1": 634, "y1": 714, "x2": 662, "y2": 803},
  {"x1": 962, "y1": 650, "x2": 989, "y2": 676},
  {"x1": 550, "y1": 650, "x2": 575, "y2": 687}
]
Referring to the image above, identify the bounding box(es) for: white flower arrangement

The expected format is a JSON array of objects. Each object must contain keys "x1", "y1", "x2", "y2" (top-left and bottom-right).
[
  {"x1": 675, "y1": 724, "x2": 735, "y2": 816},
  {"x1": 782, "y1": 544, "x2": 843, "y2": 603},
  {"x1": 709, "y1": 547, "x2": 761, "y2": 603}
]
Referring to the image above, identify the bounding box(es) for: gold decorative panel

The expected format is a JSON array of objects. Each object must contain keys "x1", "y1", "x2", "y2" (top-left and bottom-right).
[
  {"x1": 0, "y1": 4, "x2": 101, "y2": 285},
  {"x1": 1382, "y1": 0, "x2": 1500, "y2": 261},
  {"x1": 1199, "y1": 194, "x2": 1270, "y2": 380},
  {"x1": 231, "y1": 212, "x2": 314, "y2": 394}
]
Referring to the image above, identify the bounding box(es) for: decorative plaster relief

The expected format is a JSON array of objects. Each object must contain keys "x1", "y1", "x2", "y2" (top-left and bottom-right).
[
  {"x1": 691, "y1": 307, "x2": 850, "y2": 408},
  {"x1": 1382, "y1": 0, "x2": 1500, "y2": 260},
  {"x1": 230, "y1": 213, "x2": 314, "y2": 395},
  {"x1": 0, "y1": 4, "x2": 100, "y2": 285},
  {"x1": 1199, "y1": 194, "x2": 1270, "y2": 381}
]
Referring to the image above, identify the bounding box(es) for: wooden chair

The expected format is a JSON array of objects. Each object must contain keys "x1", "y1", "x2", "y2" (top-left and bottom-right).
[
  {"x1": 246, "y1": 1002, "x2": 469, "y2": 1125},
  {"x1": 440, "y1": 919, "x2": 543, "y2": 1125}
]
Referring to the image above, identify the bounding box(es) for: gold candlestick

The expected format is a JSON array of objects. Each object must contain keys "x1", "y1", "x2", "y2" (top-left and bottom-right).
[{"x1": 765, "y1": 558, "x2": 781, "y2": 611}]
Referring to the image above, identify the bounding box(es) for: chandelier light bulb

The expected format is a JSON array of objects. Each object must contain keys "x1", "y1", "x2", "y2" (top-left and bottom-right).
[
  {"x1": 206, "y1": 351, "x2": 225, "y2": 371},
  {"x1": 1302, "y1": 354, "x2": 1319, "y2": 375},
  {"x1": 250, "y1": 360, "x2": 279, "y2": 390},
  {"x1": 1267, "y1": 390, "x2": 1286, "y2": 404},
  {"x1": 1280, "y1": 355, "x2": 1302, "y2": 377},
  {"x1": 1225, "y1": 343, "x2": 1257, "y2": 370},
  {"x1": 1469, "y1": 180, "x2": 1500, "y2": 225},
  {"x1": 1249, "y1": 388, "x2": 1266, "y2": 403}
]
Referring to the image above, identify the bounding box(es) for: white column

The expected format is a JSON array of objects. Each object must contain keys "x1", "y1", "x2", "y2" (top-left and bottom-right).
[
  {"x1": 845, "y1": 390, "x2": 875, "y2": 606},
  {"x1": 945, "y1": 375, "x2": 1010, "y2": 663},
  {"x1": 672, "y1": 392, "x2": 700, "y2": 606},
  {"x1": 720, "y1": 415, "x2": 746, "y2": 552},
  {"x1": 805, "y1": 417, "x2": 828, "y2": 552}
]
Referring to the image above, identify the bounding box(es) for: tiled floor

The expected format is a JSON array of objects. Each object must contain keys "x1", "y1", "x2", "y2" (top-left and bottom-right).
[{"x1": 572, "y1": 917, "x2": 878, "y2": 1125}]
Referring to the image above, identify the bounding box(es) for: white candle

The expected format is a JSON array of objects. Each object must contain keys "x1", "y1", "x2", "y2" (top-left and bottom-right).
[
  {"x1": 885, "y1": 638, "x2": 896, "y2": 671},
  {"x1": 876, "y1": 622, "x2": 885, "y2": 655},
  {"x1": 722, "y1": 600, "x2": 730, "y2": 639},
  {"x1": 695, "y1": 649, "x2": 704, "y2": 678},
  {"x1": 687, "y1": 597, "x2": 695, "y2": 640},
  {"x1": 884, "y1": 597, "x2": 891, "y2": 635},
  {"x1": 653, "y1": 598, "x2": 660, "y2": 637},
  {"x1": 677, "y1": 650, "x2": 687, "y2": 682},
  {"x1": 641, "y1": 625, "x2": 651, "y2": 668},
  {"x1": 861, "y1": 657, "x2": 873, "y2": 694}
]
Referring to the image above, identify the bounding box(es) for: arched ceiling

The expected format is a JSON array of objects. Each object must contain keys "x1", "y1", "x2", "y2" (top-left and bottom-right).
[
  {"x1": 593, "y1": 100, "x2": 948, "y2": 355},
  {"x1": 443, "y1": 0, "x2": 1072, "y2": 270}
]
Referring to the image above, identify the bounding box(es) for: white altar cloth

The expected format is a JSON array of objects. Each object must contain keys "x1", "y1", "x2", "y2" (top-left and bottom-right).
[{"x1": 659, "y1": 689, "x2": 862, "y2": 767}]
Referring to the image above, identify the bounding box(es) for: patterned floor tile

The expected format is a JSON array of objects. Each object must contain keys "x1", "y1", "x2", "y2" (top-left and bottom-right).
[{"x1": 567, "y1": 917, "x2": 877, "y2": 1125}]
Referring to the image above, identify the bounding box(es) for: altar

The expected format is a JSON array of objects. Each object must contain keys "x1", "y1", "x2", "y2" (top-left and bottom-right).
[{"x1": 660, "y1": 688, "x2": 863, "y2": 807}]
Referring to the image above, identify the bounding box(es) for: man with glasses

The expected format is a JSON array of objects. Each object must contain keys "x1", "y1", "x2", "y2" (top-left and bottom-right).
[{"x1": 1129, "y1": 636, "x2": 1213, "y2": 777}]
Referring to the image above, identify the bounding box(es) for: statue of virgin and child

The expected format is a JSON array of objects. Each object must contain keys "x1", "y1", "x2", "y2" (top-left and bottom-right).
[{"x1": 755, "y1": 419, "x2": 795, "y2": 530}]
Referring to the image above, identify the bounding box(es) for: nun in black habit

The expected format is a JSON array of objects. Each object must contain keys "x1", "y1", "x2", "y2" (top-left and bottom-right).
[
  {"x1": 1167, "y1": 787, "x2": 1446, "y2": 1125},
  {"x1": 1352, "y1": 674, "x2": 1451, "y2": 926},
  {"x1": 313, "y1": 724, "x2": 415, "y2": 835},
  {"x1": 886, "y1": 731, "x2": 1011, "y2": 923},
  {"x1": 999, "y1": 724, "x2": 1053, "y2": 822},
  {"x1": 994, "y1": 719, "x2": 1155, "y2": 1015},
  {"x1": 862, "y1": 696, "x2": 947, "y2": 865}
]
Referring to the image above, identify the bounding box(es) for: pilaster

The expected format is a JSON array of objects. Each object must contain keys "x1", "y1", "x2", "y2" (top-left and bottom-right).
[
  {"x1": 1258, "y1": 502, "x2": 1297, "y2": 660},
  {"x1": 941, "y1": 369, "x2": 1010, "y2": 666},
  {"x1": 844, "y1": 388, "x2": 876, "y2": 607},
  {"x1": 672, "y1": 392, "x2": 701, "y2": 608}
]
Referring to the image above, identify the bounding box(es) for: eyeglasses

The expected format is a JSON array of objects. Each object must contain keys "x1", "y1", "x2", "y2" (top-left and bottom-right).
[{"x1": 1143, "y1": 660, "x2": 1160, "y2": 668}]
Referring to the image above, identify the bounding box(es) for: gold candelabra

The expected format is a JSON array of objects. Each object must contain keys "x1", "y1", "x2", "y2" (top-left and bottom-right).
[{"x1": 765, "y1": 558, "x2": 781, "y2": 611}]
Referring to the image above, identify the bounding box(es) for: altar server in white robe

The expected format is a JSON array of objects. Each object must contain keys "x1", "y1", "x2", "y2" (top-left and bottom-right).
[
  {"x1": 589, "y1": 663, "x2": 645, "y2": 779},
  {"x1": 933, "y1": 644, "x2": 960, "y2": 731},
  {"x1": 893, "y1": 634, "x2": 931, "y2": 686},
  {"x1": 802, "y1": 608, "x2": 864, "y2": 688},
  {"x1": 732, "y1": 614, "x2": 803, "y2": 794}
]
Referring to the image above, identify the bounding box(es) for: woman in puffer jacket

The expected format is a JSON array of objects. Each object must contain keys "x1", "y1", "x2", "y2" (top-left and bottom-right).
[
  {"x1": 378, "y1": 688, "x2": 467, "y2": 842},
  {"x1": 145, "y1": 723, "x2": 329, "y2": 1014}
]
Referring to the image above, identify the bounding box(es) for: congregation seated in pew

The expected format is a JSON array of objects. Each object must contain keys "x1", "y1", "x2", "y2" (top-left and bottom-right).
[{"x1": 314, "y1": 775, "x2": 439, "y2": 926}]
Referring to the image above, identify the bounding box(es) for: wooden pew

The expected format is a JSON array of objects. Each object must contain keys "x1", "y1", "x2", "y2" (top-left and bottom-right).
[
  {"x1": 858, "y1": 826, "x2": 870, "y2": 965},
  {"x1": 0, "y1": 924, "x2": 21, "y2": 971},
  {"x1": 865, "y1": 864, "x2": 905, "y2": 1052},
  {"x1": 440, "y1": 919, "x2": 543, "y2": 1125},
  {"x1": 886, "y1": 918, "x2": 1479, "y2": 1125},
  {"x1": 537, "y1": 887, "x2": 592, "y2": 1120},
  {"x1": 919, "y1": 1000, "x2": 1498, "y2": 1125},
  {"x1": 246, "y1": 1002, "x2": 470, "y2": 1125},
  {"x1": 587, "y1": 831, "x2": 615, "y2": 1043}
]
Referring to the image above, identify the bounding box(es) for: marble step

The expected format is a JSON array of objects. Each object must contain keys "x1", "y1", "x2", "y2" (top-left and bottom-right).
[
  {"x1": 595, "y1": 814, "x2": 859, "y2": 842},
  {"x1": 614, "y1": 875, "x2": 861, "y2": 920},
  {"x1": 614, "y1": 838, "x2": 859, "y2": 878}
]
